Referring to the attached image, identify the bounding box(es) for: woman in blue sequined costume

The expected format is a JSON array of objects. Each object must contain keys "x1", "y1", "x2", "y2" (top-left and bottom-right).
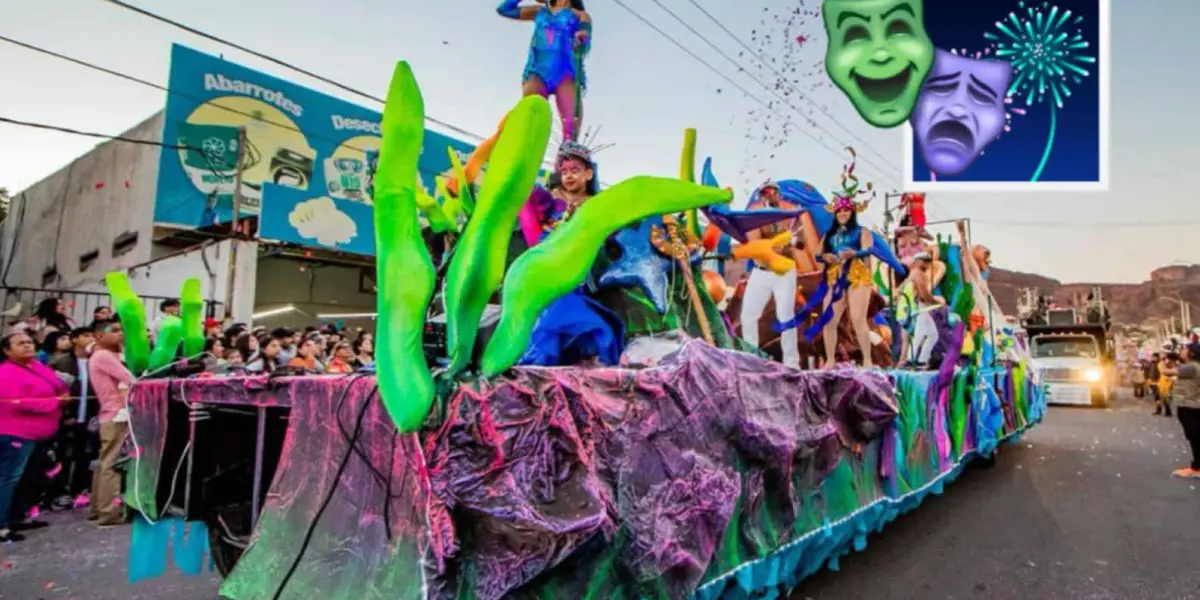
[
  {"x1": 496, "y1": 0, "x2": 592, "y2": 142},
  {"x1": 809, "y1": 199, "x2": 876, "y2": 368},
  {"x1": 791, "y1": 150, "x2": 878, "y2": 368}
]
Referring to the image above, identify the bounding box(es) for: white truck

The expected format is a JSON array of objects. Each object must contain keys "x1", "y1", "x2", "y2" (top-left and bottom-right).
[{"x1": 1025, "y1": 319, "x2": 1114, "y2": 407}]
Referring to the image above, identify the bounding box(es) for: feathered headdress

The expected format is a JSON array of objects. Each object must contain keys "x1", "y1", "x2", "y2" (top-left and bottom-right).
[{"x1": 825, "y1": 147, "x2": 873, "y2": 214}]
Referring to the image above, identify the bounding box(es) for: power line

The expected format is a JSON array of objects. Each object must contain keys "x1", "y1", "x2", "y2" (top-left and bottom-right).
[
  {"x1": 2, "y1": 113, "x2": 271, "y2": 223},
  {"x1": 667, "y1": 2, "x2": 961, "y2": 219},
  {"x1": 98, "y1": 0, "x2": 486, "y2": 143},
  {"x1": 99, "y1": 0, "x2": 904, "y2": 190},
  {"x1": 0, "y1": 34, "x2": 372, "y2": 154},
  {"x1": 605, "y1": 0, "x2": 901, "y2": 190},
  {"x1": 667, "y1": 0, "x2": 903, "y2": 176},
  {"x1": 972, "y1": 219, "x2": 1200, "y2": 228},
  {"x1": 0, "y1": 115, "x2": 196, "y2": 151}
]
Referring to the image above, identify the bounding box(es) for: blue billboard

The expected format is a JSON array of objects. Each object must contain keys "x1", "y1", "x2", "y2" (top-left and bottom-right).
[{"x1": 154, "y1": 44, "x2": 477, "y2": 247}]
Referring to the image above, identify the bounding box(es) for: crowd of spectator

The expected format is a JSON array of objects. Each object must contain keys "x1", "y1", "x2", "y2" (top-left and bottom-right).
[
  {"x1": 198, "y1": 316, "x2": 375, "y2": 376},
  {"x1": 0, "y1": 295, "x2": 375, "y2": 544}
]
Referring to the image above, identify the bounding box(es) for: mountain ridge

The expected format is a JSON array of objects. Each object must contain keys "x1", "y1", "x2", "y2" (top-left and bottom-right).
[{"x1": 989, "y1": 265, "x2": 1200, "y2": 327}]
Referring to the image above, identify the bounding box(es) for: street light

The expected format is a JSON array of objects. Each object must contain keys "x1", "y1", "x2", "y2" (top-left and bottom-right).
[{"x1": 1159, "y1": 295, "x2": 1194, "y2": 331}]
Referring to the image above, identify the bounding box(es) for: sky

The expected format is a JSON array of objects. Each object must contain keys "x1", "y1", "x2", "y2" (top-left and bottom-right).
[{"x1": 0, "y1": 0, "x2": 1196, "y2": 283}]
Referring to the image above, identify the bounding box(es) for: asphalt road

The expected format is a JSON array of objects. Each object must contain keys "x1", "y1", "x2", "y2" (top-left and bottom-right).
[{"x1": 1, "y1": 389, "x2": 1197, "y2": 600}]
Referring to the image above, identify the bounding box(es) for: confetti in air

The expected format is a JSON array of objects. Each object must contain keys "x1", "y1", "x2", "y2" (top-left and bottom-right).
[
  {"x1": 733, "y1": 2, "x2": 831, "y2": 191},
  {"x1": 983, "y1": 1, "x2": 1096, "y2": 181}
]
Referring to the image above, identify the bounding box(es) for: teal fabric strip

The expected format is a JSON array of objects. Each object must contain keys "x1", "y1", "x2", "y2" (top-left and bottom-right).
[
  {"x1": 173, "y1": 520, "x2": 210, "y2": 576},
  {"x1": 128, "y1": 515, "x2": 173, "y2": 583}
]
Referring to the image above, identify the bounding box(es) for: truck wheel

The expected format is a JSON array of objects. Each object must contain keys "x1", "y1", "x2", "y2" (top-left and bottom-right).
[
  {"x1": 207, "y1": 502, "x2": 253, "y2": 578},
  {"x1": 1090, "y1": 386, "x2": 1108, "y2": 408}
]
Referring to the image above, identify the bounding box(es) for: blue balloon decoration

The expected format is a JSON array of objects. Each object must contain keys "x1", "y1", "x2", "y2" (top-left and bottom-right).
[{"x1": 598, "y1": 218, "x2": 674, "y2": 314}]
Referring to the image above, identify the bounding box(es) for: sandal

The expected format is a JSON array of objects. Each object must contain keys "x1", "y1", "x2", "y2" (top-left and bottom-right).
[
  {"x1": 0, "y1": 530, "x2": 26, "y2": 543},
  {"x1": 1171, "y1": 467, "x2": 1200, "y2": 479}
]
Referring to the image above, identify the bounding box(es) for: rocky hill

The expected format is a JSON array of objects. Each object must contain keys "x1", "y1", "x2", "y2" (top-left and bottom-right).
[{"x1": 990, "y1": 265, "x2": 1200, "y2": 327}]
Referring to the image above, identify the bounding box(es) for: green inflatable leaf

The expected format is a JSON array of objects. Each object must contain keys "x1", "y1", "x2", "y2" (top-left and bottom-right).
[
  {"x1": 103, "y1": 272, "x2": 149, "y2": 375},
  {"x1": 149, "y1": 315, "x2": 183, "y2": 373},
  {"x1": 374, "y1": 61, "x2": 438, "y2": 433},
  {"x1": 480, "y1": 177, "x2": 733, "y2": 375},
  {"x1": 180, "y1": 278, "x2": 205, "y2": 357},
  {"x1": 442, "y1": 95, "x2": 552, "y2": 377}
]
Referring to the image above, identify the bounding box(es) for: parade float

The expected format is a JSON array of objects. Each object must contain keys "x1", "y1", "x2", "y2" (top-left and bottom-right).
[
  {"x1": 108, "y1": 54, "x2": 1045, "y2": 599},
  {"x1": 107, "y1": 0, "x2": 1046, "y2": 595}
]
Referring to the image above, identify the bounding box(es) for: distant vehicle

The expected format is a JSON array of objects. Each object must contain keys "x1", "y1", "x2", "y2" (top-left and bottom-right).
[
  {"x1": 1046, "y1": 308, "x2": 1079, "y2": 326},
  {"x1": 1025, "y1": 322, "x2": 1114, "y2": 407}
]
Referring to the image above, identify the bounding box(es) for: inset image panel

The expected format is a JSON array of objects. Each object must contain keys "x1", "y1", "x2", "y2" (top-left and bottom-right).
[{"x1": 901, "y1": 0, "x2": 1109, "y2": 191}]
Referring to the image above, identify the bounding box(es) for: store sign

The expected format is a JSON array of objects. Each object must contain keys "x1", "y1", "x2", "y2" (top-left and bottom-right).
[
  {"x1": 153, "y1": 44, "x2": 475, "y2": 229},
  {"x1": 258, "y1": 183, "x2": 376, "y2": 256}
]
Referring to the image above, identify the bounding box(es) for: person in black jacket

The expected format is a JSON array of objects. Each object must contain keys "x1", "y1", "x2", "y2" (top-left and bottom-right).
[{"x1": 48, "y1": 327, "x2": 100, "y2": 505}]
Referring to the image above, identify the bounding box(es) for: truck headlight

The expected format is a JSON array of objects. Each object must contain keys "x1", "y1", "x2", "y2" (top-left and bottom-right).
[{"x1": 1084, "y1": 368, "x2": 1102, "y2": 383}]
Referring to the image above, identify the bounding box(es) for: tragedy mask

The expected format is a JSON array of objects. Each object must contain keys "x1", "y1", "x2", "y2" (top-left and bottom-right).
[
  {"x1": 822, "y1": 0, "x2": 934, "y2": 128},
  {"x1": 911, "y1": 49, "x2": 1013, "y2": 176}
]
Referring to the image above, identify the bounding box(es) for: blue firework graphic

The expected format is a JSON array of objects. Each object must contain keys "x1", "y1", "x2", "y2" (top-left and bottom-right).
[{"x1": 983, "y1": 1, "x2": 1097, "y2": 181}]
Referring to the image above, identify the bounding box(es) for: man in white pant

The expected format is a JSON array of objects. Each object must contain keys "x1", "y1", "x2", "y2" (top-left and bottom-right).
[
  {"x1": 909, "y1": 252, "x2": 944, "y2": 367},
  {"x1": 740, "y1": 266, "x2": 801, "y2": 367},
  {"x1": 736, "y1": 183, "x2": 810, "y2": 369}
]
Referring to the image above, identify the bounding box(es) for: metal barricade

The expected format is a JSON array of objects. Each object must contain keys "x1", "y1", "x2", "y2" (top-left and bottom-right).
[{"x1": 1, "y1": 286, "x2": 222, "y2": 329}]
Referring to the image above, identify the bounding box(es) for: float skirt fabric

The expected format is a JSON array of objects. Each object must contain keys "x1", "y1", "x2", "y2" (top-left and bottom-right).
[{"x1": 125, "y1": 343, "x2": 1044, "y2": 599}]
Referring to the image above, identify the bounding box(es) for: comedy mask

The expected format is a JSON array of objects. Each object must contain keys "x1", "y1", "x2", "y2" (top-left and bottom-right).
[
  {"x1": 822, "y1": 0, "x2": 934, "y2": 128},
  {"x1": 911, "y1": 49, "x2": 1013, "y2": 176}
]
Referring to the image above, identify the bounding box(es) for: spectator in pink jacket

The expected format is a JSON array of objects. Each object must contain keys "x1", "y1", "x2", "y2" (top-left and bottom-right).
[{"x1": 0, "y1": 332, "x2": 68, "y2": 542}]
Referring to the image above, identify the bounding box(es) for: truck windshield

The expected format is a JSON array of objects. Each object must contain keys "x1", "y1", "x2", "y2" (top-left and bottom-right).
[{"x1": 1033, "y1": 337, "x2": 1098, "y2": 358}]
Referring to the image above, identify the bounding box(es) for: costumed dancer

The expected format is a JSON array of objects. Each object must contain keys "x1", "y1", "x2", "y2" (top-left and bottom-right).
[
  {"x1": 907, "y1": 251, "x2": 946, "y2": 367},
  {"x1": 516, "y1": 141, "x2": 624, "y2": 366},
  {"x1": 955, "y1": 219, "x2": 994, "y2": 327},
  {"x1": 898, "y1": 192, "x2": 927, "y2": 231},
  {"x1": 501, "y1": 0, "x2": 590, "y2": 142},
  {"x1": 801, "y1": 152, "x2": 877, "y2": 368},
  {"x1": 737, "y1": 182, "x2": 811, "y2": 368},
  {"x1": 895, "y1": 215, "x2": 944, "y2": 286},
  {"x1": 448, "y1": 0, "x2": 592, "y2": 197},
  {"x1": 892, "y1": 212, "x2": 942, "y2": 365}
]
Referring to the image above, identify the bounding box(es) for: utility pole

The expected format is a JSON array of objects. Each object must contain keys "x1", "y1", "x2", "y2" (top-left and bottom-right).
[
  {"x1": 882, "y1": 190, "x2": 903, "y2": 298},
  {"x1": 225, "y1": 127, "x2": 246, "y2": 321},
  {"x1": 882, "y1": 190, "x2": 904, "y2": 239}
]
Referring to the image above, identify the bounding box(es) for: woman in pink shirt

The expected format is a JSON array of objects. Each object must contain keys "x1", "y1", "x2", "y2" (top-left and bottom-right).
[{"x1": 0, "y1": 332, "x2": 68, "y2": 542}]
